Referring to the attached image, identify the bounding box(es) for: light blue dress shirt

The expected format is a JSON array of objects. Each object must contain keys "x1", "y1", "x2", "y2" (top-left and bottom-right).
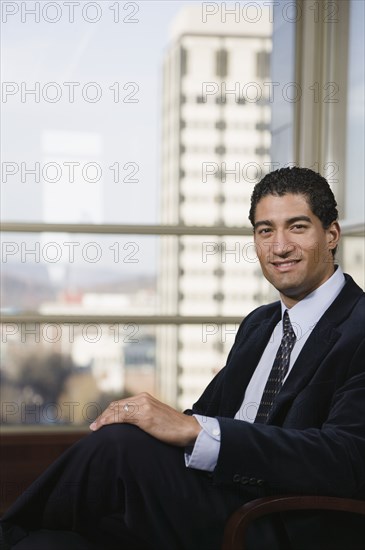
[{"x1": 185, "y1": 266, "x2": 346, "y2": 471}]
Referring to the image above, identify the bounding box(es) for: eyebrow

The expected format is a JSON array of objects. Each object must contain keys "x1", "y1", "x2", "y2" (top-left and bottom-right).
[{"x1": 253, "y1": 215, "x2": 312, "y2": 230}]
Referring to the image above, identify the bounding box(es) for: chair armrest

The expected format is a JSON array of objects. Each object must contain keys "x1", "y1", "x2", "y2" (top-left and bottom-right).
[{"x1": 222, "y1": 495, "x2": 365, "y2": 550}]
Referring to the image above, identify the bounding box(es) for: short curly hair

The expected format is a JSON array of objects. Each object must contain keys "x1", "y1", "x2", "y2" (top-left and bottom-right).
[{"x1": 249, "y1": 166, "x2": 338, "y2": 228}]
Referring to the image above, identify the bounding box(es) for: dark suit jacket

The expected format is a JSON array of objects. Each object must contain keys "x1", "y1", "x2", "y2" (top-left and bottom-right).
[{"x1": 190, "y1": 274, "x2": 365, "y2": 548}]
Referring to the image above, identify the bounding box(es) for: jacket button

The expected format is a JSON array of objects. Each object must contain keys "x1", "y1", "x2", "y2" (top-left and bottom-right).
[
  {"x1": 241, "y1": 477, "x2": 249, "y2": 485},
  {"x1": 257, "y1": 479, "x2": 264, "y2": 486},
  {"x1": 249, "y1": 478, "x2": 257, "y2": 485},
  {"x1": 233, "y1": 474, "x2": 240, "y2": 483}
]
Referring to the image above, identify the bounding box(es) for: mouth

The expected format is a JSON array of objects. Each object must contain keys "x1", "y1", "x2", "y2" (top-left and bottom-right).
[{"x1": 271, "y1": 260, "x2": 301, "y2": 271}]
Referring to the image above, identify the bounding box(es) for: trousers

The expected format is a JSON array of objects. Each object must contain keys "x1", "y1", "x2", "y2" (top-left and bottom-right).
[{"x1": 1, "y1": 424, "x2": 285, "y2": 550}]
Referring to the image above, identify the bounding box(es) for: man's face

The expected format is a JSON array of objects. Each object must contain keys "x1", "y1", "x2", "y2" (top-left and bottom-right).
[{"x1": 253, "y1": 193, "x2": 340, "y2": 308}]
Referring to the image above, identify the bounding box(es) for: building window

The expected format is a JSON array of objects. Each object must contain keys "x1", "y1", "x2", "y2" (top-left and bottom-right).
[
  {"x1": 256, "y1": 122, "x2": 270, "y2": 131},
  {"x1": 181, "y1": 47, "x2": 188, "y2": 76},
  {"x1": 216, "y1": 49, "x2": 228, "y2": 77},
  {"x1": 256, "y1": 50, "x2": 270, "y2": 79},
  {"x1": 255, "y1": 146, "x2": 270, "y2": 156},
  {"x1": 215, "y1": 120, "x2": 226, "y2": 130}
]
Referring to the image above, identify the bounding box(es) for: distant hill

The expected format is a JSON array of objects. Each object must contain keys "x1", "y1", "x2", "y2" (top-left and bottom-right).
[{"x1": 1, "y1": 262, "x2": 156, "y2": 312}]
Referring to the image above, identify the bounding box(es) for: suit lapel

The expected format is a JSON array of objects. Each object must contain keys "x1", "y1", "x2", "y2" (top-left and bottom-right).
[
  {"x1": 267, "y1": 319, "x2": 340, "y2": 424},
  {"x1": 219, "y1": 304, "x2": 281, "y2": 417},
  {"x1": 267, "y1": 275, "x2": 364, "y2": 424}
]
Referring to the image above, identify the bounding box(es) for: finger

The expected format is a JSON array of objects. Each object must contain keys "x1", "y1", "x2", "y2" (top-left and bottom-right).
[
  {"x1": 89, "y1": 401, "x2": 138, "y2": 430},
  {"x1": 89, "y1": 401, "x2": 123, "y2": 430},
  {"x1": 121, "y1": 402, "x2": 138, "y2": 418}
]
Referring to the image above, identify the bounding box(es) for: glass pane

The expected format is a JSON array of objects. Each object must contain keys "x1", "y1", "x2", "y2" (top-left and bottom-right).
[
  {"x1": 1, "y1": 1, "x2": 192, "y2": 224},
  {"x1": 1, "y1": 233, "x2": 271, "y2": 316},
  {"x1": 342, "y1": 236, "x2": 365, "y2": 290},
  {"x1": 1, "y1": 323, "x2": 156, "y2": 427},
  {"x1": 176, "y1": 323, "x2": 239, "y2": 411},
  {"x1": 2, "y1": 2, "x2": 273, "y2": 225},
  {"x1": 1, "y1": 322, "x2": 241, "y2": 425},
  {"x1": 178, "y1": 235, "x2": 271, "y2": 316},
  {"x1": 345, "y1": 0, "x2": 365, "y2": 221},
  {"x1": 1, "y1": 1, "x2": 277, "y2": 429},
  {"x1": 1, "y1": 233, "x2": 158, "y2": 315},
  {"x1": 269, "y1": 3, "x2": 296, "y2": 165}
]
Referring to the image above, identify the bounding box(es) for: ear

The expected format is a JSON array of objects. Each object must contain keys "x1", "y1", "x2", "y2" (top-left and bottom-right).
[{"x1": 326, "y1": 221, "x2": 341, "y2": 251}]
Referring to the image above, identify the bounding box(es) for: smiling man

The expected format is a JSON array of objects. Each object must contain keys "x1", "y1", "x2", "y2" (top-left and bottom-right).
[
  {"x1": 1, "y1": 167, "x2": 364, "y2": 550},
  {"x1": 250, "y1": 170, "x2": 341, "y2": 307}
]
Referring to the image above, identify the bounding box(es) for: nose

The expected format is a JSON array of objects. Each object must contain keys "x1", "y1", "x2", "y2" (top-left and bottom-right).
[
  {"x1": 267, "y1": 231, "x2": 300, "y2": 259},
  {"x1": 273, "y1": 240, "x2": 297, "y2": 257}
]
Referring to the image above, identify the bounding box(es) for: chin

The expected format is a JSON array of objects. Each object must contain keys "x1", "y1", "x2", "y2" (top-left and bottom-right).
[{"x1": 274, "y1": 281, "x2": 305, "y2": 298}]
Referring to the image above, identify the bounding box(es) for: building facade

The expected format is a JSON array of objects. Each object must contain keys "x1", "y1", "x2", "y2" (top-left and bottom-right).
[{"x1": 158, "y1": 6, "x2": 272, "y2": 410}]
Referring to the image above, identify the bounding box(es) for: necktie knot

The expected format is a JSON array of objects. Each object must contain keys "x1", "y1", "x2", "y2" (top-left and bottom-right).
[{"x1": 283, "y1": 310, "x2": 296, "y2": 343}]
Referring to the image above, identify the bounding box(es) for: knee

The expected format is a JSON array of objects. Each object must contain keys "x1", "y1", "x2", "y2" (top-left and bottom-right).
[
  {"x1": 77, "y1": 424, "x2": 177, "y2": 477},
  {"x1": 89, "y1": 423, "x2": 175, "y2": 467},
  {"x1": 85, "y1": 423, "x2": 153, "y2": 458},
  {"x1": 90, "y1": 422, "x2": 131, "y2": 439}
]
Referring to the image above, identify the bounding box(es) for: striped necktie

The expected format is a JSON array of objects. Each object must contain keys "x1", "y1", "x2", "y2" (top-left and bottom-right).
[{"x1": 255, "y1": 310, "x2": 296, "y2": 423}]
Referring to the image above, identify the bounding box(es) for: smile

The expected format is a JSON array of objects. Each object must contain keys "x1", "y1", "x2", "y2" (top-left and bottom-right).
[{"x1": 271, "y1": 260, "x2": 300, "y2": 271}]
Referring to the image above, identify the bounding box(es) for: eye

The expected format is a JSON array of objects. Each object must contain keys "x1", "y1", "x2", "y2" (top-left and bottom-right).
[
  {"x1": 257, "y1": 227, "x2": 272, "y2": 235},
  {"x1": 291, "y1": 224, "x2": 307, "y2": 232}
]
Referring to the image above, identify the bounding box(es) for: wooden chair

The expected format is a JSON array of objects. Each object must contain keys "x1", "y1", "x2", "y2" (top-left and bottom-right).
[{"x1": 222, "y1": 495, "x2": 365, "y2": 550}]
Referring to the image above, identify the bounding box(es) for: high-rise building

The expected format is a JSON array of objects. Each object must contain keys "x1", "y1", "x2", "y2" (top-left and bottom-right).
[{"x1": 158, "y1": 5, "x2": 272, "y2": 410}]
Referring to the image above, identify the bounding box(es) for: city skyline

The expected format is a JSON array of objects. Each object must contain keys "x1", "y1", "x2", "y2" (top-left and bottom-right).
[{"x1": 1, "y1": 1, "x2": 363, "y2": 422}]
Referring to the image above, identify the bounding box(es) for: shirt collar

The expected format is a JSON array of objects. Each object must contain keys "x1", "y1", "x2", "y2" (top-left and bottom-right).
[{"x1": 280, "y1": 266, "x2": 346, "y2": 340}]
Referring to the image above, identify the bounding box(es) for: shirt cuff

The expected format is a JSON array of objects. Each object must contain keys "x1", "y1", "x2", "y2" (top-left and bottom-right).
[{"x1": 184, "y1": 415, "x2": 221, "y2": 472}]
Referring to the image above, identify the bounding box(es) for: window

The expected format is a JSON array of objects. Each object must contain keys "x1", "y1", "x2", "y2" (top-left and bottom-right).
[
  {"x1": 269, "y1": 0, "x2": 364, "y2": 288},
  {"x1": 216, "y1": 49, "x2": 228, "y2": 77},
  {"x1": 1, "y1": 2, "x2": 275, "y2": 427},
  {"x1": 181, "y1": 47, "x2": 188, "y2": 76},
  {"x1": 345, "y1": 0, "x2": 365, "y2": 221},
  {"x1": 342, "y1": 0, "x2": 365, "y2": 288},
  {"x1": 215, "y1": 120, "x2": 226, "y2": 130},
  {"x1": 270, "y1": 6, "x2": 296, "y2": 165},
  {"x1": 256, "y1": 50, "x2": 271, "y2": 79}
]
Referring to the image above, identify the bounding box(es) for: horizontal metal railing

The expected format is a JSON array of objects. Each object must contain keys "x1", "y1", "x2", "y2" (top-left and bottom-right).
[
  {"x1": 1, "y1": 220, "x2": 363, "y2": 235},
  {"x1": 0, "y1": 222, "x2": 253, "y2": 236},
  {"x1": 0, "y1": 314, "x2": 243, "y2": 325}
]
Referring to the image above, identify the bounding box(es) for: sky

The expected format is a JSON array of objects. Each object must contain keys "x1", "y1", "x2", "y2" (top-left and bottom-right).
[
  {"x1": 1, "y1": 1, "x2": 201, "y2": 224},
  {"x1": 1, "y1": 0, "x2": 363, "y2": 226}
]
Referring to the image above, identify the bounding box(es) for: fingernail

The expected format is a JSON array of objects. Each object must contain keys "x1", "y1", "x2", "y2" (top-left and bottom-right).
[{"x1": 90, "y1": 422, "x2": 96, "y2": 430}]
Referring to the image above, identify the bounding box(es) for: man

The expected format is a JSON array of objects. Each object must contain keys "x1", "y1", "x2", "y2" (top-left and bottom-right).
[{"x1": 1, "y1": 167, "x2": 364, "y2": 549}]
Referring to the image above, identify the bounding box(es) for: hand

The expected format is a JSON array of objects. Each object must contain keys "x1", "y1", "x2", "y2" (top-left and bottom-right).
[{"x1": 89, "y1": 392, "x2": 201, "y2": 447}]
